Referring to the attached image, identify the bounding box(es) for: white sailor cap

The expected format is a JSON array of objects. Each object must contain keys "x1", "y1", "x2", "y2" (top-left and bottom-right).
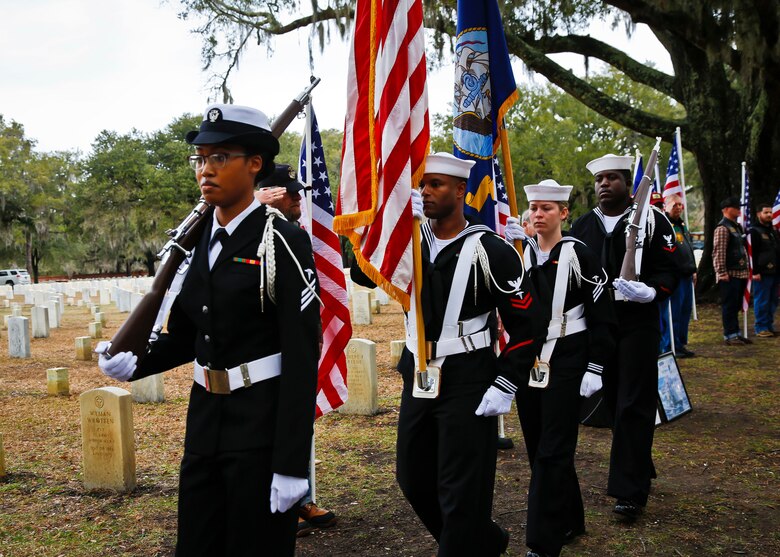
[
  {"x1": 586, "y1": 153, "x2": 633, "y2": 176},
  {"x1": 424, "y1": 152, "x2": 476, "y2": 179},
  {"x1": 524, "y1": 179, "x2": 573, "y2": 202},
  {"x1": 186, "y1": 103, "x2": 279, "y2": 155}
]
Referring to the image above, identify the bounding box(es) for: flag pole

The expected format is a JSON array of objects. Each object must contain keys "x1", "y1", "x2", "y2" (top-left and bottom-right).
[
  {"x1": 412, "y1": 218, "x2": 429, "y2": 387},
  {"x1": 741, "y1": 161, "x2": 748, "y2": 338},
  {"x1": 499, "y1": 119, "x2": 524, "y2": 258},
  {"x1": 676, "y1": 127, "x2": 698, "y2": 321},
  {"x1": 305, "y1": 101, "x2": 314, "y2": 231},
  {"x1": 304, "y1": 101, "x2": 316, "y2": 502}
]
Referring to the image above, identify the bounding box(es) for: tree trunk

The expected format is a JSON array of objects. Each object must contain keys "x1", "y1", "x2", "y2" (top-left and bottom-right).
[{"x1": 144, "y1": 250, "x2": 157, "y2": 276}]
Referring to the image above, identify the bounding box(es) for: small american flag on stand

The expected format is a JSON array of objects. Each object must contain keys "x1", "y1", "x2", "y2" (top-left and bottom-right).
[
  {"x1": 662, "y1": 140, "x2": 682, "y2": 199},
  {"x1": 772, "y1": 188, "x2": 780, "y2": 230},
  {"x1": 299, "y1": 108, "x2": 351, "y2": 417},
  {"x1": 738, "y1": 164, "x2": 752, "y2": 314}
]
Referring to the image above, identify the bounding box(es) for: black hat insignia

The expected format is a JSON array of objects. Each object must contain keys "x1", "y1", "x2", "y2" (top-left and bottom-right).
[{"x1": 208, "y1": 108, "x2": 222, "y2": 123}]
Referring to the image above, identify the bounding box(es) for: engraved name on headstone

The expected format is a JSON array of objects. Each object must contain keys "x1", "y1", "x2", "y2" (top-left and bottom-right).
[
  {"x1": 79, "y1": 387, "x2": 136, "y2": 491},
  {"x1": 338, "y1": 338, "x2": 377, "y2": 415}
]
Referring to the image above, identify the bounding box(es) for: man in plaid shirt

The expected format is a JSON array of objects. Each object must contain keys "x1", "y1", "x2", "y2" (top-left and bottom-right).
[{"x1": 712, "y1": 196, "x2": 751, "y2": 345}]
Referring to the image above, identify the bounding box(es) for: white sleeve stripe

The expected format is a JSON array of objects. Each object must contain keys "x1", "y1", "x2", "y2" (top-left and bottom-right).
[{"x1": 494, "y1": 376, "x2": 517, "y2": 394}]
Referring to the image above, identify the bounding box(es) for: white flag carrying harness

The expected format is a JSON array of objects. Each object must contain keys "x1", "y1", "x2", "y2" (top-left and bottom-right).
[
  {"x1": 524, "y1": 239, "x2": 587, "y2": 388},
  {"x1": 405, "y1": 232, "x2": 491, "y2": 371}
]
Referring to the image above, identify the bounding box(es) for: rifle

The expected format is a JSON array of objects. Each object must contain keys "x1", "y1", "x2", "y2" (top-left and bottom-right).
[
  {"x1": 106, "y1": 78, "x2": 321, "y2": 361},
  {"x1": 620, "y1": 137, "x2": 662, "y2": 281}
]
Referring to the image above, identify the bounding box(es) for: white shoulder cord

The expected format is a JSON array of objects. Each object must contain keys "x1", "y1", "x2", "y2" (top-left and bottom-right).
[
  {"x1": 256, "y1": 207, "x2": 323, "y2": 312},
  {"x1": 473, "y1": 236, "x2": 526, "y2": 295}
]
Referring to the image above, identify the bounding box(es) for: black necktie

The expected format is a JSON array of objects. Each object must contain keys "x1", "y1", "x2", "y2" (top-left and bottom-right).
[{"x1": 209, "y1": 228, "x2": 229, "y2": 250}]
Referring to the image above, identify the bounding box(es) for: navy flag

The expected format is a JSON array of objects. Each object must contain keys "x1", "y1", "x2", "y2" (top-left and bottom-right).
[{"x1": 453, "y1": 0, "x2": 518, "y2": 230}]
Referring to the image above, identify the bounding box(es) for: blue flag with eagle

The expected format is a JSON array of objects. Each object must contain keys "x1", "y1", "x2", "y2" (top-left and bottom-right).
[{"x1": 453, "y1": 0, "x2": 518, "y2": 230}]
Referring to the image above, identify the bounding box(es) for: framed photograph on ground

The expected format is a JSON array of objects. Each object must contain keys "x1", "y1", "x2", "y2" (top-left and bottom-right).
[{"x1": 657, "y1": 352, "x2": 693, "y2": 423}]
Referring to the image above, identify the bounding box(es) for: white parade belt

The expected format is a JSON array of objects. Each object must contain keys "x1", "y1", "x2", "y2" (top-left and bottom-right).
[
  {"x1": 193, "y1": 353, "x2": 281, "y2": 394},
  {"x1": 545, "y1": 304, "x2": 587, "y2": 340},
  {"x1": 406, "y1": 313, "x2": 492, "y2": 360}
]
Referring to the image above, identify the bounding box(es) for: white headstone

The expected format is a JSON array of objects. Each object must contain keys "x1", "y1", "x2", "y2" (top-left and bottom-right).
[
  {"x1": 47, "y1": 300, "x2": 60, "y2": 328},
  {"x1": 89, "y1": 322, "x2": 102, "y2": 339},
  {"x1": 79, "y1": 387, "x2": 136, "y2": 492},
  {"x1": 375, "y1": 288, "x2": 390, "y2": 305},
  {"x1": 31, "y1": 306, "x2": 50, "y2": 338},
  {"x1": 352, "y1": 290, "x2": 373, "y2": 325},
  {"x1": 131, "y1": 374, "x2": 165, "y2": 404},
  {"x1": 390, "y1": 340, "x2": 406, "y2": 367},
  {"x1": 95, "y1": 312, "x2": 106, "y2": 326},
  {"x1": 47, "y1": 367, "x2": 70, "y2": 396},
  {"x1": 99, "y1": 289, "x2": 111, "y2": 305},
  {"x1": 75, "y1": 337, "x2": 92, "y2": 361},
  {"x1": 338, "y1": 338, "x2": 378, "y2": 415},
  {"x1": 11, "y1": 304, "x2": 22, "y2": 317},
  {"x1": 8, "y1": 316, "x2": 31, "y2": 358}
]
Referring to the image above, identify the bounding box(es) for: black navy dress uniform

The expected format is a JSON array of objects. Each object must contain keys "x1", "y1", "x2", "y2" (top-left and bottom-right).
[
  {"x1": 353, "y1": 217, "x2": 546, "y2": 557},
  {"x1": 571, "y1": 205, "x2": 679, "y2": 508},
  {"x1": 132, "y1": 199, "x2": 321, "y2": 557},
  {"x1": 518, "y1": 235, "x2": 616, "y2": 557}
]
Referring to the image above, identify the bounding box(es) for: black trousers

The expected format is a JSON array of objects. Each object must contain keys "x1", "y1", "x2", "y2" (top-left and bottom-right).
[
  {"x1": 516, "y1": 369, "x2": 584, "y2": 557},
  {"x1": 396, "y1": 373, "x2": 505, "y2": 557},
  {"x1": 719, "y1": 278, "x2": 747, "y2": 337},
  {"x1": 176, "y1": 449, "x2": 298, "y2": 557},
  {"x1": 604, "y1": 324, "x2": 660, "y2": 506}
]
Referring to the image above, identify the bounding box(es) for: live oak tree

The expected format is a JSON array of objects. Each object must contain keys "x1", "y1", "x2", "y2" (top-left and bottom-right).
[{"x1": 178, "y1": 0, "x2": 779, "y2": 288}]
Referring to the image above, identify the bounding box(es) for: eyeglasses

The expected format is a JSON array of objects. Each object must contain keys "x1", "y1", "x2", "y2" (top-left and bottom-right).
[{"x1": 188, "y1": 152, "x2": 249, "y2": 170}]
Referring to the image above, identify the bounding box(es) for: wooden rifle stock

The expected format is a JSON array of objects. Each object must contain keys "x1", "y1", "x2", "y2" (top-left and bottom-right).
[
  {"x1": 107, "y1": 200, "x2": 212, "y2": 359},
  {"x1": 106, "y1": 78, "x2": 321, "y2": 362},
  {"x1": 620, "y1": 139, "x2": 661, "y2": 281}
]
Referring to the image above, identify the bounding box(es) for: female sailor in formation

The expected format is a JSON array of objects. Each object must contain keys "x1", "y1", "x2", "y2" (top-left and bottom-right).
[{"x1": 505, "y1": 179, "x2": 617, "y2": 557}]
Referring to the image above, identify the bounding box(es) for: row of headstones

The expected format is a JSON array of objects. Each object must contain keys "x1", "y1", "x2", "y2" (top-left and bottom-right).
[
  {"x1": 15, "y1": 276, "x2": 153, "y2": 301},
  {"x1": 6, "y1": 308, "x2": 106, "y2": 359},
  {"x1": 0, "y1": 337, "x2": 402, "y2": 489}
]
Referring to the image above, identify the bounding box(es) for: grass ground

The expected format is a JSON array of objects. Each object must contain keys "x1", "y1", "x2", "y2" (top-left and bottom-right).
[{"x1": 0, "y1": 296, "x2": 778, "y2": 556}]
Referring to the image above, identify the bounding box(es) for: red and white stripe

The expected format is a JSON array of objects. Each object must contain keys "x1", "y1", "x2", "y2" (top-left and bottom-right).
[
  {"x1": 335, "y1": 0, "x2": 429, "y2": 309},
  {"x1": 311, "y1": 205, "x2": 351, "y2": 417}
]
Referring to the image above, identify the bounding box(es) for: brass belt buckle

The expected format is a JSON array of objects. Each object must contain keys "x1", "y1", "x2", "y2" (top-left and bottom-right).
[{"x1": 203, "y1": 366, "x2": 231, "y2": 394}]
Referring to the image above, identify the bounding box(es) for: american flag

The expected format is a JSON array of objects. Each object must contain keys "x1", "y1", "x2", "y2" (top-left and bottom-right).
[
  {"x1": 493, "y1": 155, "x2": 510, "y2": 237},
  {"x1": 334, "y1": 0, "x2": 429, "y2": 310},
  {"x1": 662, "y1": 140, "x2": 682, "y2": 199},
  {"x1": 773, "y1": 188, "x2": 780, "y2": 230},
  {"x1": 739, "y1": 164, "x2": 752, "y2": 313},
  {"x1": 299, "y1": 108, "x2": 352, "y2": 417}
]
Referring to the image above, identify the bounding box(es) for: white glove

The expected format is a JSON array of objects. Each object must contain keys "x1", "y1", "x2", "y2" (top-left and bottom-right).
[
  {"x1": 410, "y1": 188, "x2": 424, "y2": 220},
  {"x1": 95, "y1": 341, "x2": 137, "y2": 382},
  {"x1": 475, "y1": 385, "x2": 515, "y2": 417},
  {"x1": 613, "y1": 278, "x2": 656, "y2": 303},
  {"x1": 270, "y1": 473, "x2": 309, "y2": 513},
  {"x1": 579, "y1": 371, "x2": 602, "y2": 398},
  {"x1": 504, "y1": 216, "x2": 528, "y2": 242}
]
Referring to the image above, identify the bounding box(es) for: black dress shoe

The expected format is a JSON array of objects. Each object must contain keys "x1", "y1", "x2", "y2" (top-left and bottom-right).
[
  {"x1": 737, "y1": 335, "x2": 754, "y2": 344},
  {"x1": 676, "y1": 347, "x2": 695, "y2": 358},
  {"x1": 499, "y1": 526, "x2": 510, "y2": 554},
  {"x1": 614, "y1": 499, "x2": 643, "y2": 520},
  {"x1": 562, "y1": 525, "x2": 585, "y2": 544}
]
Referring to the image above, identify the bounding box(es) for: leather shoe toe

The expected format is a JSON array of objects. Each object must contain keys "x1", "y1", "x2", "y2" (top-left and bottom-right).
[{"x1": 614, "y1": 499, "x2": 643, "y2": 520}]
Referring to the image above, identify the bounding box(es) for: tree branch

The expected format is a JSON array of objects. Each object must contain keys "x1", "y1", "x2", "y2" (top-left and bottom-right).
[
  {"x1": 607, "y1": 0, "x2": 742, "y2": 72},
  {"x1": 528, "y1": 34, "x2": 680, "y2": 101},
  {"x1": 505, "y1": 33, "x2": 685, "y2": 140}
]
